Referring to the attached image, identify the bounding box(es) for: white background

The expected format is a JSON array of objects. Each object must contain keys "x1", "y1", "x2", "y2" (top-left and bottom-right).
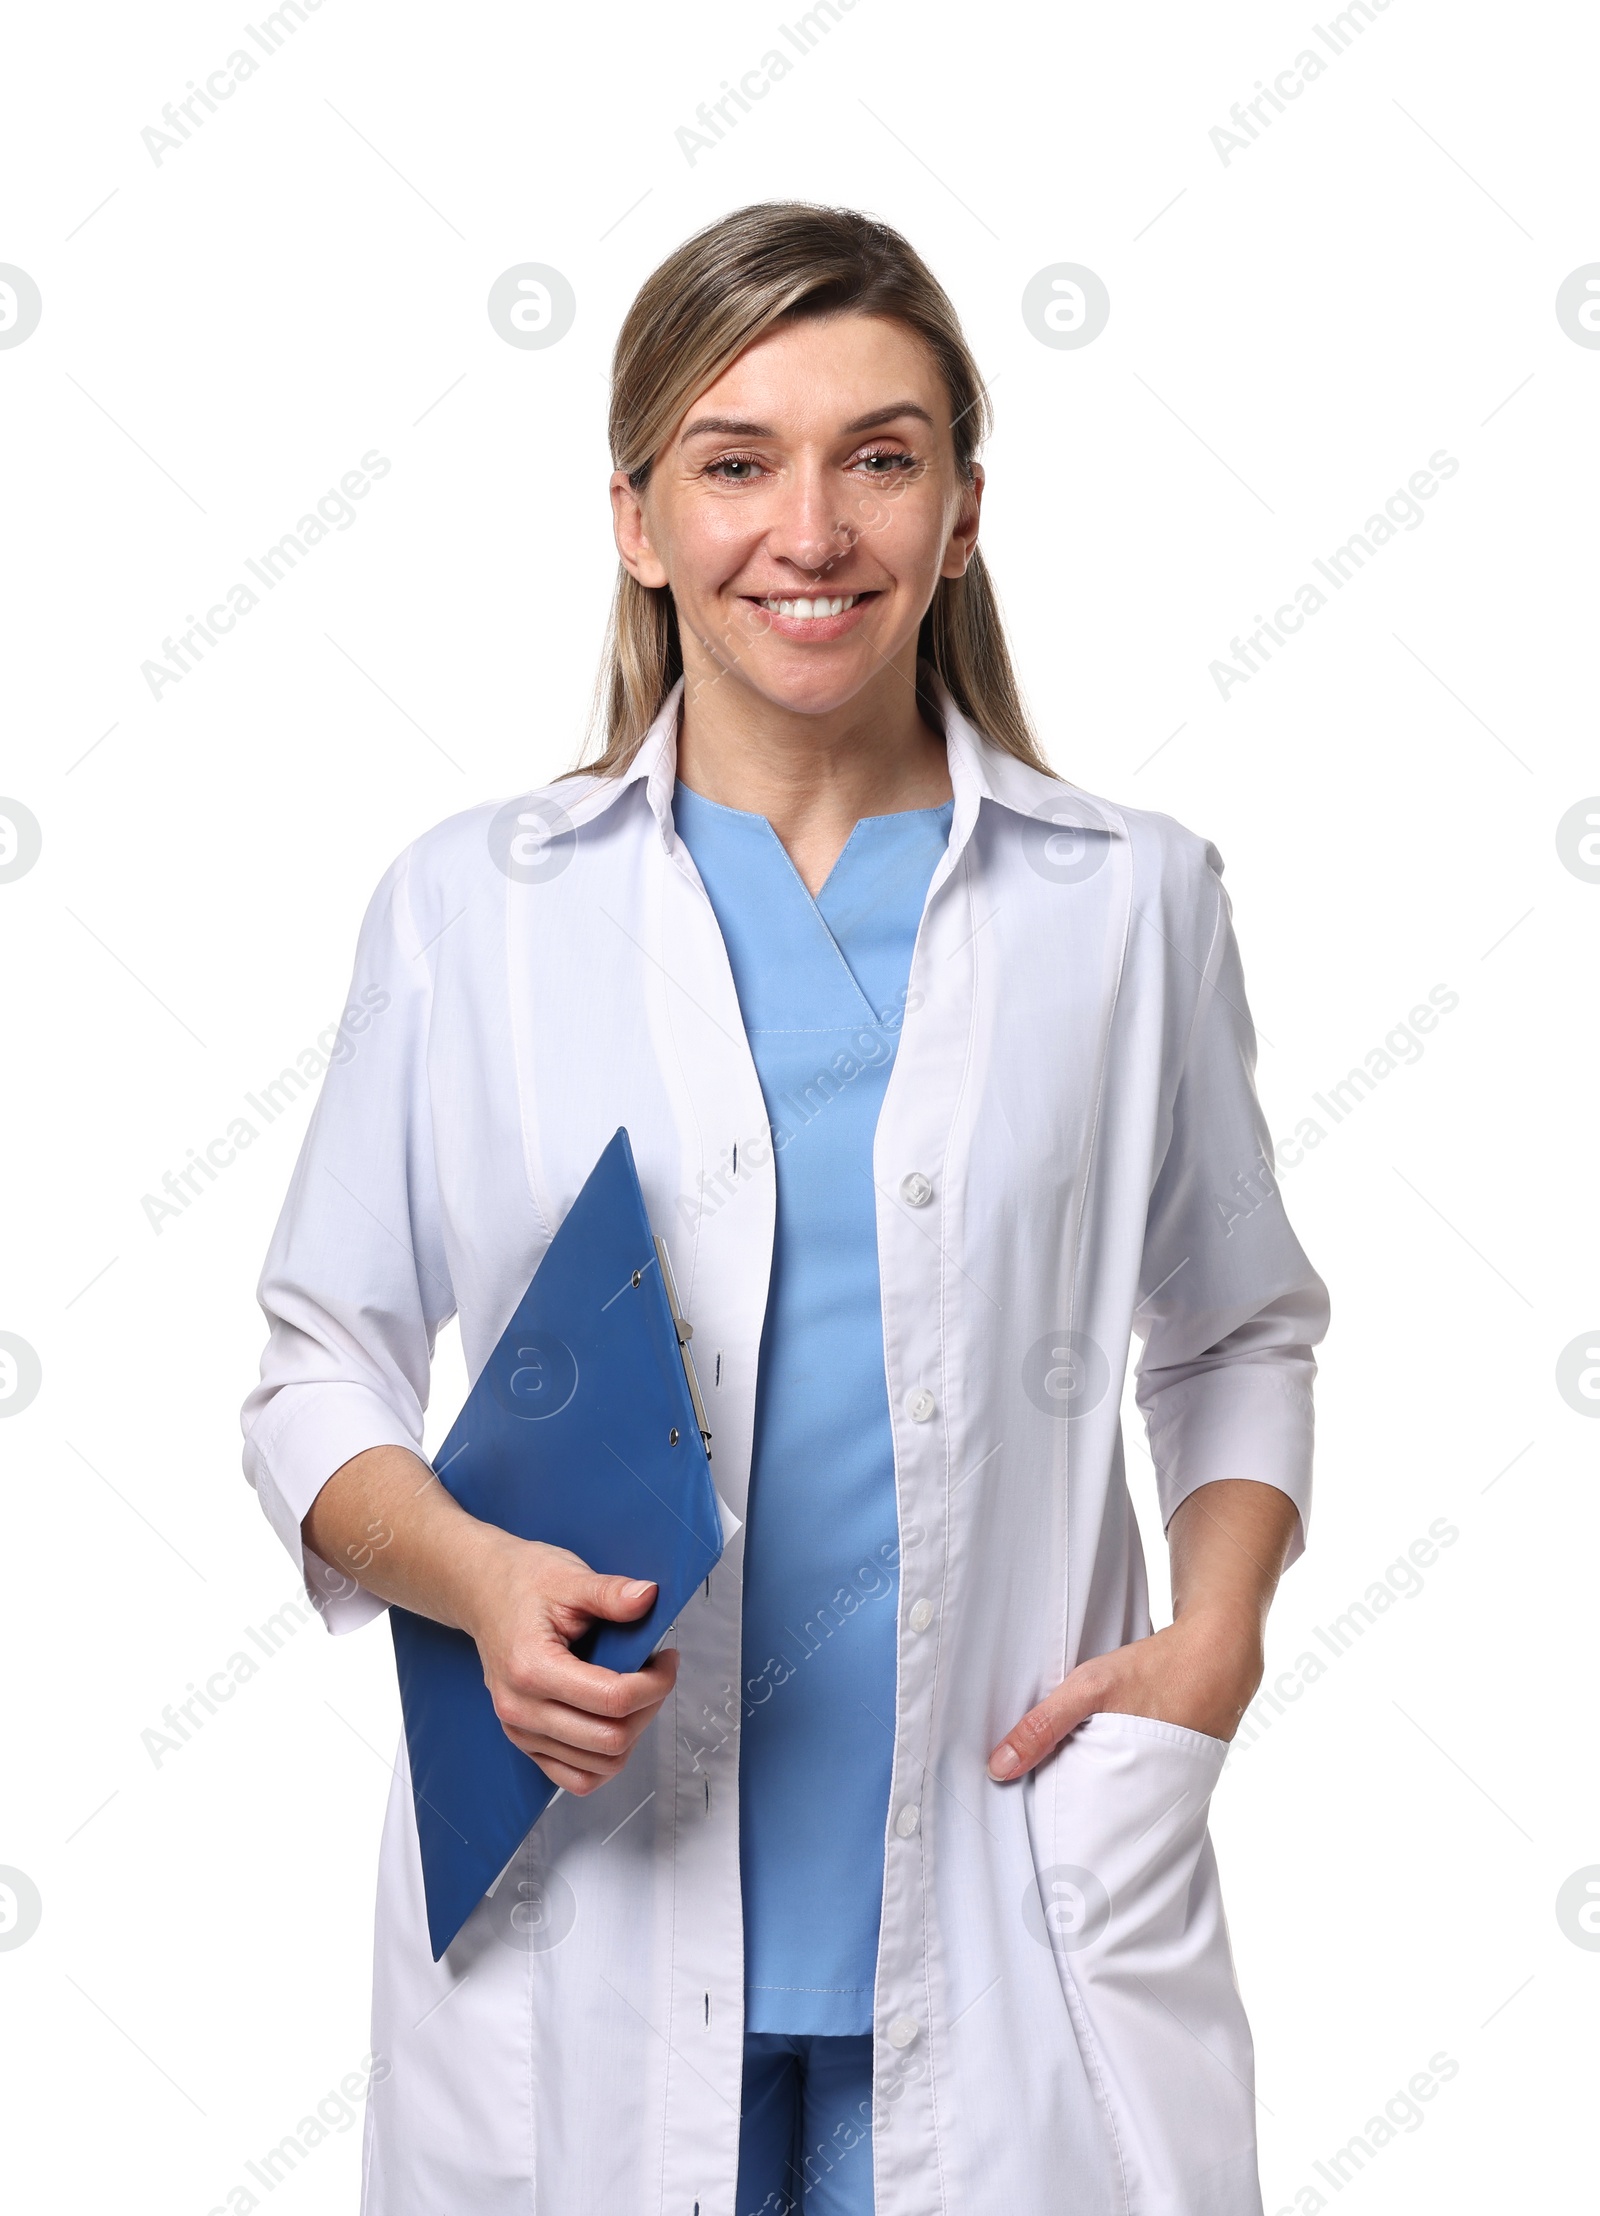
[{"x1": 1, "y1": 1, "x2": 1595, "y2": 2209}]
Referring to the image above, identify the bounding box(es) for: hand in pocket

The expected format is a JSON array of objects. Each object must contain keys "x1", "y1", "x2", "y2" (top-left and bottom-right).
[{"x1": 987, "y1": 1611, "x2": 1262, "y2": 1781}]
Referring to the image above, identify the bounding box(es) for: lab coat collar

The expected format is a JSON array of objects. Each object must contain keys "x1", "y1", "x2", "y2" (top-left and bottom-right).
[
  {"x1": 554, "y1": 672, "x2": 1121, "y2": 857},
  {"x1": 932, "y1": 674, "x2": 1122, "y2": 851}
]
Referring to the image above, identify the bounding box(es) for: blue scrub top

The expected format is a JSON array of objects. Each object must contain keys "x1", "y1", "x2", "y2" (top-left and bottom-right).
[{"x1": 672, "y1": 781, "x2": 954, "y2": 2037}]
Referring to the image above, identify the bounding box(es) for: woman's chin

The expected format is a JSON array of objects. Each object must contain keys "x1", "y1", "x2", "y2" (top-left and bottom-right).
[{"x1": 694, "y1": 644, "x2": 909, "y2": 724}]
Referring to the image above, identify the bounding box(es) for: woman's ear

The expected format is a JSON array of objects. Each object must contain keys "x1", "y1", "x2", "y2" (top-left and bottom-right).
[
  {"x1": 610, "y1": 470, "x2": 671, "y2": 589},
  {"x1": 940, "y1": 461, "x2": 984, "y2": 580}
]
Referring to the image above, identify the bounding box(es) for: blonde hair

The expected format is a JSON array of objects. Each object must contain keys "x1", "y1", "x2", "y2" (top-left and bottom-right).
[{"x1": 576, "y1": 200, "x2": 1049, "y2": 777}]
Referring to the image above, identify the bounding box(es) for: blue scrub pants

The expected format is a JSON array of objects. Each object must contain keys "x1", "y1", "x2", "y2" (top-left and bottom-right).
[{"x1": 736, "y1": 2032, "x2": 876, "y2": 2215}]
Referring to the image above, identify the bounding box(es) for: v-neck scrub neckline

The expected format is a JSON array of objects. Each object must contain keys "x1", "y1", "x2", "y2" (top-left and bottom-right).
[
  {"x1": 672, "y1": 780, "x2": 953, "y2": 2036},
  {"x1": 672, "y1": 779, "x2": 955, "y2": 906}
]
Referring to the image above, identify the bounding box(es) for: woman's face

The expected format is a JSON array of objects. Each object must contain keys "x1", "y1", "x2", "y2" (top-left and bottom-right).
[{"x1": 611, "y1": 311, "x2": 982, "y2": 723}]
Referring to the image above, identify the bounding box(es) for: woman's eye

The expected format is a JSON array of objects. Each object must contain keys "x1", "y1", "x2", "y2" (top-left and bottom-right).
[
  {"x1": 855, "y1": 450, "x2": 918, "y2": 474},
  {"x1": 708, "y1": 456, "x2": 763, "y2": 481}
]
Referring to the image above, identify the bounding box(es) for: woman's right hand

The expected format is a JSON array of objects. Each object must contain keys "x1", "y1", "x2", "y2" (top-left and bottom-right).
[
  {"x1": 303, "y1": 1446, "x2": 679, "y2": 1799},
  {"x1": 461, "y1": 1532, "x2": 680, "y2": 1796}
]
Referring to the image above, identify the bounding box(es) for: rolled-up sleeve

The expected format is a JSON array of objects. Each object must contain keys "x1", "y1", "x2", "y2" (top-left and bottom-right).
[
  {"x1": 1133, "y1": 852, "x2": 1330, "y2": 1567},
  {"x1": 239, "y1": 844, "x2": 455, "y2": 1632}
]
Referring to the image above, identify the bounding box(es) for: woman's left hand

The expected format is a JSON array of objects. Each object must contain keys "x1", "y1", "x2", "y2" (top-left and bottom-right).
[
  {"x1": 986, "y1": 1605, "x2": 1265, "y2": 1779},
  {"x1": 987, "y1": 1478, "x2": 1302, "y2": 1780}
]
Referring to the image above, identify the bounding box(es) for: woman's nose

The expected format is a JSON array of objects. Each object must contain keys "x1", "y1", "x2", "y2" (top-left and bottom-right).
[{"x1": 764, "y1": 467, "x2": 857, "y2": 578}]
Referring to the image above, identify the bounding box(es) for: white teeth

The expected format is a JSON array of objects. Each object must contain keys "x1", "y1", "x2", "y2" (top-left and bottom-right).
[{"x1": 762, "y1": 593, "x2": 857, "y2": 619}]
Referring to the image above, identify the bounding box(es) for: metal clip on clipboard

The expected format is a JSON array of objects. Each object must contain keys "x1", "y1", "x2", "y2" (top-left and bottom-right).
[{"x1": 654, "y1": 1236, "x2": 712, "y2": 1460}]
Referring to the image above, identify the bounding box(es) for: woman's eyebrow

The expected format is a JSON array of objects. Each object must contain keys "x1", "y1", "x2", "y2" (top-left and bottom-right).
[
  {"x1": 842, "y1": 402, "x2": 935, "y2": 433},
  {"x1": 679, "y1": 414, "x2": 771, "y2": 441},
  {"x1": 677, "y1": 401, "x2": 937, "y2": 444}
]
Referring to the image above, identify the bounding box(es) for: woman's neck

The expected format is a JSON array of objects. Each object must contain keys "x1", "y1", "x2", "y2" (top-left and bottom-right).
[{"x1": 673, "y1": 652, "x2": 952, "y2": 895}]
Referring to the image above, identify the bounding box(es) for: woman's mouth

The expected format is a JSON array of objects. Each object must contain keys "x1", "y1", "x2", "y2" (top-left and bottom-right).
[
  {"x1": 743, "y1": 590, "x2": 879, "y2": 640},
  {"x1": 758, "y1": 592, "x2": 859, "y2": 618}
]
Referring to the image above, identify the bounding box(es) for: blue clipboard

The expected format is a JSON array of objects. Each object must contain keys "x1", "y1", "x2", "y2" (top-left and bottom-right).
[{"x1": 389, "y1": 1127, "x2": 725, "y2": 1959}]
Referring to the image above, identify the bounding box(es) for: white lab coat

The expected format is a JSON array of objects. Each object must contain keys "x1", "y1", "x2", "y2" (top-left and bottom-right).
[{"x1": 240, "y1": 678, "x2": 1328, "y2": 2216}]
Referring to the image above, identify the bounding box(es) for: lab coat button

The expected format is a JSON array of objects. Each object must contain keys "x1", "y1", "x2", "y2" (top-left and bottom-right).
[
  {"x1": 900, "y1": 1171, "x2": 934, "y2": 1207},
  {"x1": 887, "y1": 2015, "x2": 919, "y2": 2049},
  {"x1": 894, "y1": 1803, "x2": 920, "y2": 1838},
  {"x1": 906, "y1": 1389, "x2": 937, "y2": 1423},
  {"x1": 908, "y1": 1598, "x2": 934, "y2": 1632}
]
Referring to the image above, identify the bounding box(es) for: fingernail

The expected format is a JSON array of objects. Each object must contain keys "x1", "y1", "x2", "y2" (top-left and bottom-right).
[
  {"x1": 988, "y1": 1745, "x2": 1019, "y2": 1779},
  {"x1": 621, "y1": 1579, "x2": 654, "y2": 1600}
]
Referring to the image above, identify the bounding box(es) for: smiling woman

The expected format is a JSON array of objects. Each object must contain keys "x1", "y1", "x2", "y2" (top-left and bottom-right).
[
  {"x1": 241, "y1": 200, "x2": 1329, "y2": 2216},
  {"x1": 587, "y1": 205, "x2": 1046, "y2": 894}
]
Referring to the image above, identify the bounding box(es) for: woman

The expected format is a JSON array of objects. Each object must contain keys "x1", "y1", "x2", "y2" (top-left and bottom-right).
[{"x1": 242, "y1": 203, "x2": 1329, "y2": 2216}]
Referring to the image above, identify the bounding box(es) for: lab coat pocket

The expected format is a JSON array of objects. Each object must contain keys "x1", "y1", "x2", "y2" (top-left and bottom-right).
[{"x1": 1035, "y1": 1711, "x2": 1262, "y2": 2216}]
